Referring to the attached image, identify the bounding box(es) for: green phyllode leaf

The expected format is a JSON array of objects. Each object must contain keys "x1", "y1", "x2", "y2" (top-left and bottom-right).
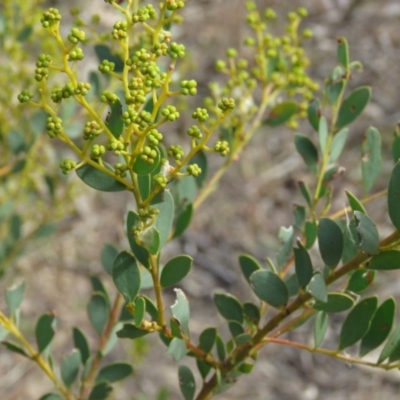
[
  {"x1": 354, "y1": 211, "x2": 379, "y2": 254},
  {"x1": 173, "y1": 204, "x2": 193, "y2": 239},
  {"x1": 167, "y1": 338, "x2": 187, "y2": 362},
  {"x1": 133, "y1": 145, "x2": 161, "y2": 175},
  {"x1": 360, "y1": 298, "x2": 396, "y2": 357},
  {"x1": 264, "y1": 101, "x2": 298, "y2": 127},
  {"x1": 361, "y1": 126, "x2": 382, "y2": 195},
  {"x1": 105, "y1": 99, "x2": 124, "y2": 139},
  {"x1": 313, "y1": 293, "x2": 355, "y2": 313},
  {"x1": 329, "y1": 128, "x2": 348, "y2": 163},
  {"x1": 388, "y1": 161, "x2": 400, "y2": 232},
  {"x1": 366, "y1": 250, "x2": 400, "y2": 270},
  {"x1": 214, "y1": 293, "x2": 244, "y2": 324},
  {"x1": 140, "y1": 226, "x2": 161, "y2": 255},
  {"x1": 134, "y1": 297, "x2": 146, "y2": 327},
  {"x1": 95, "y1": 362, "x2": 134, "y2": 383},
  {"x1": 308, "y1": 273, "x2": 327, "y2": 303},
  {"x1": 314, "y1": 311, "x2": 328, "y2": 348},
  {"x1": 250, "y1": 270, "x2": 289, "y2": 308},
  {"x1": 61, "y1": 349, "x2": 81, "y2": 387},
  {"x1": 345, "y1": 190, "x2": 367, "y2": 214},
  {"x1": 294, "y1": 134, "x2": 318, "y2": 174},
  {"x1": 338, "y1": 296, "x2": 378, "y2": 350},
  {"x1": 2, "y1": 341, "x2": 29, "y2": 358},
  {"x1": 154, "y1": 189, "x2": 175, "y2": 248},
  {"x1": 307, "y1": 99, "x2": 321, "y2": 132},
  {"x1": 178, "y1": 365, "x2": 196, "y2": 400},
  {"x1": 39, "y1": 394, "x2": 63, "y2": 400},
  {"x1": 76, "y1": 164, "x2": 127, "y2": 192},
  {"x1": 336, "y1": 86, "x2": 371, "y2": 130},
  {"x1": 337, "y1": 37, "x2": 350, "y2": 68},
  {"x1": 112, "y1": 251, "x2": 141, "y2": 303},
  {"x1": 87, "y1": 293, "x2": 109, "y2": 335},
  {"x1": 160, "y1": 255, "x2": 193, "y2": 288},
  {"x1": 88, "y1": 382, "x2": 113, "y2": 400},
  {"x1": 294, "y1": 243, "x2": 313, "y2": 288},
  {"x1": 171, "y1": 289, "x2": 190, "y2": 336},
  {"x1": 116, "y1": 324, "x2": 148, "y2": 339},
  {"x1": 378, "y1": 322, "x2": 400, "y2": 364},
  {"x1": 198, "y1": 327, "x2": 217, "y2": 353},
  {"x1": 6, "y1": 281, "x2": 26, "y2": 316},
  {"x1": 238, "y1": 254, "x2": 262, "y2": 283},
  {"x1": 73, "y1": 327, "x2": 90, "y2": 365},
  {"x1": 35, "y1": 313, "x2": 56, "y2": 353},
  {"x1": 101, "y1": 243, "x2": 118, "y2": 275},
  {"x1": 346, "y1": 269, "x2": 375, "y2": 293},
  {"x1": 318, "y1": 218, "x2": 344, "y2": 268}
]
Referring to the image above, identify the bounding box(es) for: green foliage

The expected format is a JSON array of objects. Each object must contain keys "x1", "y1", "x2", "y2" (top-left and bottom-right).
[{"x1": 1, "y1": 1, "x2": 400, "y2": 400}]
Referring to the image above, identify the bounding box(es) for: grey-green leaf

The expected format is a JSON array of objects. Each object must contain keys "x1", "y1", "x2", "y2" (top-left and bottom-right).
[
  {"x1": 101, "y1": 243, "x2": 118, "y2": 275},
  {"x1": 112, "y1": 251, "x2": 140, "y2": 303},
  {"x1": 388, "y1": 161, "x2": 400, "y2": 232},
  {"x1": 171, "y1": 289, "x2": 190, "y2": 336},
  {"x1": 73, "y1": 327, "x2": 90, "y2": 365},
  {"x1": 6, "y1": 281, "x2": 25, "y2": 316},
  {"x1": 160, "y1": 255, "x2": 193, "y2": 288},
  {"x1": 313, "y1": 293, "x2": 355, "y2": 313},
  {"x1": 294, "y1": 134, "x2": 319, "y2": 174},
  {"x1": 318, "y1": 218, "x2": 344, "y2": 268},
  {"x1": 308, "y1": 273, "x2": 327, "y2": 303},
  {"x1": 35, "y1": 313, "x2": 56, "y2": 353},
  {"x1": 362, "y1": 126, "x2": 382, "y2": 195},
  {"x1": 314, "y1": 311, "x2": 328, "y2": 347},
  {"x1": 250, "y1": 270, "x2": 289, "y2": 308},
  {"x1": 76, "y1": 163, "x2": 126, "y2": 192},
  {"x1": 178, "y1": 365, "x2": 196, "y2": 400},
  {"x1": 167, "y1": 338, "x2": 187, "y2": 362},
  {"x1": 61, "y1": 349, "x2": 81, "y2": 387},
  {"x1": 95, "y1": 362, "x2": 133, "y2": 383},
  {"x1": 339, "y1": 296, "x2": 378, "y2": 350},
  {"x1": 214, "y1": 293, "x2": 244, "y2": 324},
  {"x1": 199, "y1": 327, "x2": 217, "y2": 353},
  {"x1": 238, "y1": 254, "x2": 262, "y2": 283},
  {"x1": 154, "y1": 189, "x2": 174, "y2": 248},
  {"x1": 354, "y1": 211, "x2": 379, "y2": 254},
  {"x1": 367, "y1": 251, "x2": 400, "y2": 270},
  {"x1": 87, "y1": 293, "x2": 109, "y2": 335},
  {"x1": 294, "y1": 243, "x2": 313, "y2": 288}
]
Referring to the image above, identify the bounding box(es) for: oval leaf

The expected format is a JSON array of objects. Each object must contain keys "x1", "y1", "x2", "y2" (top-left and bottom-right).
[
  {"x1": 313, "y1": 293, "x2": 355, "y2": 313},
  {"x1": 354, "y1": 211, "x2": 379, "y2": 254},
  {"x1": 378, "y1": 323, "x2": 400, "y2": 364},
  {"x1": 314, "y1": 311, "x2": 328, "y2": 347},
  {"x1": 388, "y1": 161, "x2": 400, "y2": 232},
  {"x1": 367, "y1": 251, "x2": 400, "y2": 270},
  {"x1": 318, "y1": 218, "x2": 344, "y2": 268},
  {"x1": 112, "y1": 251, "x2": 140, "y2": 303},
  {"x1": 178, "y1": 365, "x2": 196, "y2": 400},
  {"x1": 238, "y1": 254, "x2": 262, "y2": 283},
  {"x1": 250, "y1": 270, "x2": 289, "y2": 308},
  {"x1": 154, "y1": 189, "x2": 174, "y2": 248},
  {"x1": 345, "y1": 190, "x2": 367, "y2": 214},
  {"x1": 96, "y1": 362, "x2": 133, "y2": 383},
  {"x1": 76, "y1": 164, "x2": 126, "y2": 192},
  {"x1": 308, "y1": 273, "x2": 327, "y2": 303},
  {"x1": 73, "y1": 327, "x2": 90, "y2": 365},
  {"x1": 116, "y1": 323, "x2": 149, "y2": 339},
  {"x1": 87, "y1": 293, "x2": 109, "y2": 335},
  {"x1": 294, "y1": 134, "x2": 318, "y2": 174},
  {"x1": 294, "y1": 243, "x2": 313, "y2": 288},
  {"x1": 346, "y1": 269, "x2": 375, "y2": 293},
  {"x1": 61, "y1": 349, "x2": 81, "y2": 387},
  {"x1": 264, "y1": 101, "x2": 298, "y2": 127},
  {"x1": 199, "y1": 327, "x2": 217, "y2": 353},
  {"x1": 362, "y1": 126, "x2": 382, "y2": 195},
  {"x1": 213, "y1": 293, "x2": 244, "y2": 324},
  {"x1": 160, "y1": 255, "x2": 193, "y2": 288},
  {"x1": 360, "y1": 297, "x2": 396, "y2": 357},
  {"x1": 339, "y1": 296, "x2": 378, "y2": 350},
  {"x1": 336, "y1": 86, "x2": 371, "y2": 129},
  {"x1": 36, "y1": 313, "x2": 56, "y2": 353}
]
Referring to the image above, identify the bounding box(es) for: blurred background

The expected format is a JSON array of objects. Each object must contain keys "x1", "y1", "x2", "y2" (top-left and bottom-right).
[{"x1": 1, "y1": 0, "x2": 400, "y2": 399}]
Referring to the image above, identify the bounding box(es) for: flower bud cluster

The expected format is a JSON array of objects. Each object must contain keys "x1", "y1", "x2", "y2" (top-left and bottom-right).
[
  {"x1": 214, "y1": 141, "x2": 230, "y2": 156},
  {"x1": 90, "y1": 144, "x2": 106, "y2": 159},
  {"x1": 74, "y1": 82, "x2": 91, "y2": 96},
  {"x1": 166, "y1": 0, "x2": 185, "y2": 11},
  {"x1": 59, "y1": 159, "x2": 76, "y2": 174},
  {"x1": 187, "y1": 125, "x2": 202, "y2": 139},
  {"x1": 98, "y1": 60, "x2": 115, "y2": 74},
  {"x1": 101, "y1": 91, "x2": 119, "y2": 104},
  {"x1": 84, "y1": 121, "x2": 102, "y2": 140},
  {"x1": 46, "y1": 116, "x2": 63, "y2": 138},
  {"x1": 108, "y1": 139, "x2": 124, "y2": 155},
  {"x1": 192, "y1": 108, "x2": 209, "y2": 122},
  {"x1": 41, "y1": 8, "x2": 61, "y2": 28},
  {"x1": 68, "y1": 47, "x2": 84, "y2": 61},
  {"x1": 186, "y1": 163, "x2": 202, "y2": 177},
  {"x1": 35, "y1": 54, "x2": 52, "y2": 82},
  {"x1": 18, "y1": 90, "x2": 34, "y2": 103},
  {"x1": 147, "y1": 129, "x2": 163, "y2": 146},
  {"x1": 161, "y1": 105, "x2": 180, "y2": 122},
  {"x1": 68, "y1": 27, "x2": 86, "y2": 44},
  {"x1": 112, "y1": 21, "x2": 128, "y2": 40},
  {"x1": 114, "y1": 163, "x2": 128, "y2": 177},
  {"x1": 140, "y1": 146, "x2": 158, "y2": 164},
  {"x1": 132, "y1": 4, "x2": 156, "y2": 23},
  {"x1": 168, "y1": 145, "x2": 184, "y2": 161},
  {"x1": 180, "y1": 80, "x2": 197, "y2": 96}
]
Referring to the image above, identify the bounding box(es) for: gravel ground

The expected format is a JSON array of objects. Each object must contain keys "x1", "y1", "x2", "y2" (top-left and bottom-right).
[{"x1": 2, "y1": 1, "x2": 400, "y2": 399}]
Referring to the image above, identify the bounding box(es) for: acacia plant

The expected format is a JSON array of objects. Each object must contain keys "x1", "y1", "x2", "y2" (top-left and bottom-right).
[{"x1": 2, "y1": 1, "x2": 400, "y2": 399}]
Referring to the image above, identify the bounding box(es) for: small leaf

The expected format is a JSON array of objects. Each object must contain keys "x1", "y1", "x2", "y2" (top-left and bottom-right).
[
  {"x1": 314, "y1": 311, "x2": 328, "y2": 347},
  {"x1": 138, "y1": 174, "x2": 151, "y2": 201},
  {"x1": 388, "y1": 162, "x2": 400, "y2": 232},
  {"x1": 178, "y1": 365, "x2": 196, "y2": 400},
  {"x1": 117, "y1": 323, "x2": 148, "y2": 339},
  {"x1": 354, "y1": 211, "x2": 379, "y2": 254},
  {"x1": 2, "y1": 341, "x2": 29, "y2": 357},
  {"x1": 304, "y1": 220, "x2": 318, "y2": 249},
  {"x1": 101, "y1": 244, "x2": 118, "y2": 275},
  {"x1": 171, "y1": 289, "x2": 190, "y2": 336},
  {"x1": 173, "y1": 204, "x2": 193, "y2": 239},
  {"x1": 337, "y1": 37, "x2": 349, "y2": 68},
  {"x1": 36, "y1": 313, "x2": 56, "y2": 353},
  {"x1": 294, "y1": 134, "x2": 318, "y2": 174},
  {"x1": 73, "y1": 327, "x2": 90, "y2": 365},
  {"x1": 6, "y1": 281, "x2": 25, "y2": 316},
  {"x1": 213, "y1": 293, "x2": 243, "y2": 323},
  {"x1": 345, "y1": 190, "x2": 367, "y2": 214},
  {"x1": 378, "y1": 323, "x2": 400, "y2": 364},
  {"x1": 243, "y1": 302, "x2": 261, "y2": 325},
  {"x1": 61, "y1": 349, "x2": 81, "y2": 387},
  {"x1": 167, "y1": 338, "x2": 186, "y2": 362},
  {"x1": 96, "y1": 362, "x2": 133, "y2": 383},
  {"x1": 76, "y1": 164, "x2": 126, "y2": 192},
  {"x1": 313, "y1": 293, "x2": 355, "y2": 313},
  {"x1": 318, "y1": 218, "x2": 344, "y2": 268},
  {"x1": 264, "y1": 101, "x2": 298, "y2": 127},
  {"x1": 329, "y1": 128, "x2": 348, "y2": 162},
  {"x1": 87, "y1": 293, "x2": 109, "y2": 335},
  {"x1": 307, "y1": 99, "x2": 321, "y2": 132},
  {"x1": 160, "y1": 255, "x2": 193, "y2": 288},
  {"x1": 298, "y1": 181, "x2": 312, "y2": 207},
  {"x1": 234, "y1": 333, "x2": 252, "y2": 346},
  {"x1": 199, "y1": 327, "x2": 217, "y2": 353},
  {"x1": 277, "y1": 226, "x2": 294, "y2": 268},
  {"x1": 215, "y1": 334, "x2": 226, "y2": 361},
  {"x1": 392, "y1": 126, "x2": 400, "y2": 163},
  {"x1": 360, "y1": 298, "x2": 396, "y2": 357},
  {"x1": 293, "y1": 204, "x2": 306, "y2": 228},
  {"x1": 126, "y1": 211, "x2": 150, "y2": 268},
  {"x1": 112, "y1": 251, "x2": 140, "y2": 303},
  {"x1": 90, "y1": 276, "x2": 110, "y2": 306},
  {"x1": 133, "y1": 146, "x2": 161, "y2": 175},
  {"x1": 228, "y1": 321, "x2": 244, "y2": 338},
  {"x1": 308, "y1": 273, "x2": 327, "y2": 303},
  {"x1": 367, "y1": 250, "x2": 400, "y2": 270},
  {"x1": 339, "y1": 296, "x2": 378, "y2": 350},
  {"x1": 346, "y1": 269, "x2": 375, "y2": 293},
  {"x1": 39, "y1": 394, "x2": 63, "y2": 400},
  {"x1": 362, "y1": 126, "x2": 382, "y2": 195},
  {"x1": 154, "y1": 190, "x2": 174, "y2": 248},
  {"x1": 250, "y1": 270, "x2": 289, "y2": 308},
  {"x1": 285, "y1": 274, "x2": 299, "y2": 297},
  {"x1": 143, "y1": 295, "x2": 159, "y2": 321},
  {"x1": 326, "y1": 79, "x2": 344, "y2": 106},
  {"x1": 342, "y1": 219, "x2": 359, "y2": 263},
  {"x1": 88, "y1": 382, "x2": 113, "y2": 400},
  {"x1": 238, "y1": 254, "x2": 262, "y2": 283},
  {"x1": 134, "y1": 297, "x2": 146, "y2": 327},
  {"x1": 318, "y1": 117, "x2": 328, "y2": 154},
  {"x1": 336, "y1": 86, "x2": 371, "y2": 130},
  {"x1": 197, "y1": 359, "x2": 212, "y2": 380},
  {"x1": 294, "y1": 243, "x2": 313, "y2": 288}
]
